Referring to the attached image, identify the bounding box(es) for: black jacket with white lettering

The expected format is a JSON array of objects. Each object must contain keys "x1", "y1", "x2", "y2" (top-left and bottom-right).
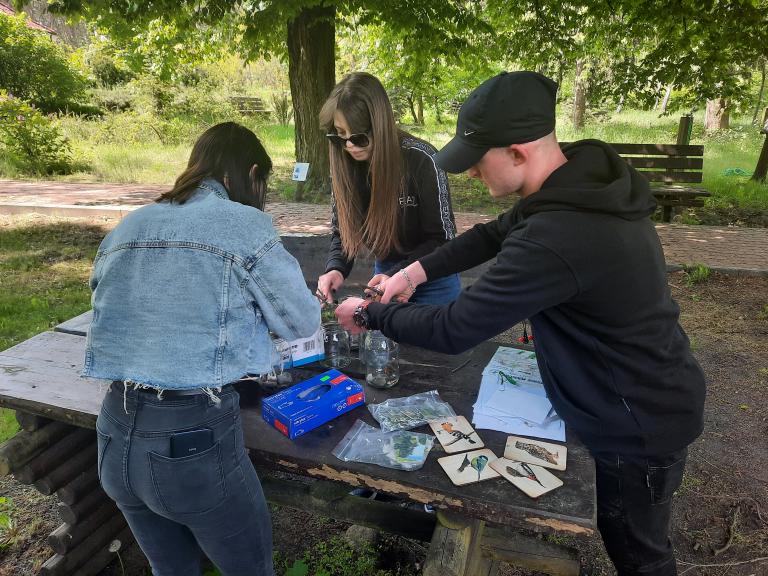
[
  {"x1": 325, "y1": 137, "x2": 457, "y2": 278},
  {"x1": 367, "y1": 139, "x2": 706, "y2": 456}
]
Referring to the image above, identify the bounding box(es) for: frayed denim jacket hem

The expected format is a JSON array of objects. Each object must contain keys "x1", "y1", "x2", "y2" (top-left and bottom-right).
[{"x1": 83, "y1": 179, "x2": 320, "y2": 389}]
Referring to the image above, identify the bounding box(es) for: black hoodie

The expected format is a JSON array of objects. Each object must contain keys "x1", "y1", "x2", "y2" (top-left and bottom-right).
[{"x1": 367, "y1": 140, "x2": 706, "y2": 456}]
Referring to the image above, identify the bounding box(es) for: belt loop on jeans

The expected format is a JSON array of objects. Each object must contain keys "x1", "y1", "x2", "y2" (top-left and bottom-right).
[{"x1": 112, "y1": 381, "x2": 232, "y2": 399}]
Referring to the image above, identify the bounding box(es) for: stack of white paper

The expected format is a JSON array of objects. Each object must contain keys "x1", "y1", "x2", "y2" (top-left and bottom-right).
[{"x1": 472, "y1": 347, "x2": 565, "y2": 441}]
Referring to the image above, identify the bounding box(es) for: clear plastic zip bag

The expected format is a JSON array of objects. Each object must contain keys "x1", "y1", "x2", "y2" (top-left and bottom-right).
[
  {"x1": 332, "y1": 420, "x2": 434, "y2": 471},
  {"x1": 368, "y1": 390, "x2": 456, "y2": 432}
]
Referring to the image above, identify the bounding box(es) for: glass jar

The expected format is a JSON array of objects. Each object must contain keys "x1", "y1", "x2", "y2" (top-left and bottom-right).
[
  {"x1": 364, "y1": 330, "x2": 399, "y2": 389},
  {"x1": 321, "y1": 323, "x2": 351, "y2": 369}
]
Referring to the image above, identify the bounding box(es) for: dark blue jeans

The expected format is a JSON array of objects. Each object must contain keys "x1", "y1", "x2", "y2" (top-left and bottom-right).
[
  {"x1": 97, "y1": 383, "x2": 274, "y2": 576},
  {"x1": 592, "y1": 448, "x2": 687, "y2": 576}
]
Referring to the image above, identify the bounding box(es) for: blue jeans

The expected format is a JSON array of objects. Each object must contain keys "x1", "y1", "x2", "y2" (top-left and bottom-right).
[
  {"x1": 96, "y1": 383, "x2": 274, "y2": 576},
  {"x1": 374, "y1": 260, "x2": 461, "y2": 305},
  {"x1": 592, "y1": 448, "x2": 687, "y2": 576}
]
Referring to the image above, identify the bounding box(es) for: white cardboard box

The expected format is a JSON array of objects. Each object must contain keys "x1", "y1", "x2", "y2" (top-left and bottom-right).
[{"x1": 274, "y1": 327, "x2": 324, "y2": 368}]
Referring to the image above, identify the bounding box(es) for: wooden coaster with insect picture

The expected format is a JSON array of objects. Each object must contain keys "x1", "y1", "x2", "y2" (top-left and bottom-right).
[
  {"x1": 503, "y1": 436, "x2": 567, "y2": 471},
  {"x1": 437, "y1": 448, "x2": 500, "y2": 486},
  {"x1": 428, "y1": 415, "x2": 484, "y2": 453},
  {"x1": 490, "y1": 457, "x2": 564, "y2": 498}
]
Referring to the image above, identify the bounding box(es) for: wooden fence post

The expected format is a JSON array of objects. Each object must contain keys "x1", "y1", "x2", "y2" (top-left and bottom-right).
[{"x1": 676, "y1": 114, "x2": 694, "y2": 145}]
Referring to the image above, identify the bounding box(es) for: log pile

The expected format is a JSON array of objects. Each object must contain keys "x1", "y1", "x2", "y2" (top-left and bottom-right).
[{"x1": 0, "y1": 411, "x2": 137, "y2": 576}]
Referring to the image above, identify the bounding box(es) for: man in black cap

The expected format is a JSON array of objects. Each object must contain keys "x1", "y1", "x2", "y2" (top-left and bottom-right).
[{"x1": 336, "y1": 71, "x2": 705, "y2": 576}]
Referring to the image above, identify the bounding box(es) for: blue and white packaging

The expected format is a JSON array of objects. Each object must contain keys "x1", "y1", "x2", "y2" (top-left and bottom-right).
[
  {"x1": 262, "y1": 369, "x2": 365, "y2": 439},
  {"x1": 273, "y1": 326, "x2": 324, "y2": 368}
]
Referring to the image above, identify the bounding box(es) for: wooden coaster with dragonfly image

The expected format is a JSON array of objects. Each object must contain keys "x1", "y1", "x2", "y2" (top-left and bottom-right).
[
  {"x1": 503, "y1": 436, "x2": 567, "y2": 471},
  {"x1": 428, "y1": 415, "x2": 484, "y2": 454},
  {"x1": 437, "y1": 448, "x2": 500, "y2": 486},
  {"x1": 490, "y1": 457, "x2": 563, "y2": 498}
]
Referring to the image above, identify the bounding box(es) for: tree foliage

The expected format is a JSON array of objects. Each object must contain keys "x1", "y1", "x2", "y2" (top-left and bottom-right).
[
  {"x1": 0, "y1": 12, "x2": 88, "y2": 112},
  {"x1": 339, "y1": 11, "x2": 495, "y2": 125},
  {"x1": 0, "y1": 90, "x2": 76, "y2": 174},
  {"x1": 48, "y1": 0, "x2": 491, "y2": 195}
]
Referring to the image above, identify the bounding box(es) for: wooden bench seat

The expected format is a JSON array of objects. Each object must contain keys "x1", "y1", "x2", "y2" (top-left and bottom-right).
[
  {"x1": 562, "y1": 142, "x2": 710, "y2": 222},
  {"x1": 228, "y1": 96, "x2": 270, "y2": 116}
]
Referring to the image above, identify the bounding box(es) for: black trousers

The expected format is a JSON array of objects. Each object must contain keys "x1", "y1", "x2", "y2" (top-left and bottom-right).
[{"x1": 591, "y1": 448, "x2": 688, "y2": 576}]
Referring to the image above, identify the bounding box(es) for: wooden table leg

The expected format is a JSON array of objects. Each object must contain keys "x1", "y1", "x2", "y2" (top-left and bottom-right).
[
  {"x1": 423, "y1": 510, "x2": 499, "y2": 576},
  {"x1": 482, "y1": 525, "x2": 581, "y2": 576}
]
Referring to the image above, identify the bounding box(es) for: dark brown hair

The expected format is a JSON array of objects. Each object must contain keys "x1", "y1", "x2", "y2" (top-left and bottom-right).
[
  {"x1": 319, "y1": 72, "x2": 403, "y2": 259},
  {"x1": 158, "y1": 122, "x2": 272, "y2": 209}
]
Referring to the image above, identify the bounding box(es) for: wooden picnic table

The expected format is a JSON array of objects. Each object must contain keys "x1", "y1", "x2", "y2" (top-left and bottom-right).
[{"x1": 0, "y1": 310, "x2": 596, "y2": 575}]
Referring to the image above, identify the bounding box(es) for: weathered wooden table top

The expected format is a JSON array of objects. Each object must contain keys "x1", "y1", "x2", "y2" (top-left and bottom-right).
[{"x1": 0, "y1": 311, "x2": 595, "y2": 535}]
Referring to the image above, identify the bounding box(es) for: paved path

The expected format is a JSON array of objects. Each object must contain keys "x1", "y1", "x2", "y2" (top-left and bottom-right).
[{"x1": 1, "y1": 179, "x2": 766, "y2": 274}]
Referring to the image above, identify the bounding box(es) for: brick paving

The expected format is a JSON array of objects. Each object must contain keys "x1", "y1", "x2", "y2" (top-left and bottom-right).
[{"x1": 1, "y1": 179, "x2": 766, "y2": 273}]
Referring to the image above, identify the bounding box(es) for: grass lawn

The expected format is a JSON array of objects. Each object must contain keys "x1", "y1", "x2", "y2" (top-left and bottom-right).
[
  {"x1": 0, "y1": 409, "x2": 18, "y2": 443},
  {"x1": 0, "y1": 217, "x2": 106, "y2": 442},
  {"x1": 3, "y1": 107, "x2": 763, "y2": 220}
]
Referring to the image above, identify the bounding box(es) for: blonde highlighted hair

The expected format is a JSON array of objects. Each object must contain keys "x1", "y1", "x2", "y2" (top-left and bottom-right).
[{"x1": 320, "y1": 72, "x2": 404, "y2": 259}]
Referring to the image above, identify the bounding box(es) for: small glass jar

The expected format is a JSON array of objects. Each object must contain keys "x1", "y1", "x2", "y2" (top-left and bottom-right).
[
  {"x1": 364, "y1": 330, "x2": 399, "y2": 389},
  {"x1": 358, "y1": 330, "x2": 370, "y2": 365},
  {"x1": 321, "y1": 323, "x2": 351, "y2": 369}
]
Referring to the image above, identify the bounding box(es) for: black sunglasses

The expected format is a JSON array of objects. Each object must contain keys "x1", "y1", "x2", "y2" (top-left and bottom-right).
[{"x1": 325, "y1": 132, "x2": 371, "y2": 148}]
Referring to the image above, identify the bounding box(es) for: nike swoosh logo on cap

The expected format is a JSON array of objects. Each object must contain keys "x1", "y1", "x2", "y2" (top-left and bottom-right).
[{"x1": 463, "y1": 130, "x2": 476, "y2": 136}]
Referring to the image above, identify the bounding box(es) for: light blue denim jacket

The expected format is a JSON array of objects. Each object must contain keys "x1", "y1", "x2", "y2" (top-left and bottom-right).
[{"x1": 83, "y1": 179, "x2": 320, "y2": 389}]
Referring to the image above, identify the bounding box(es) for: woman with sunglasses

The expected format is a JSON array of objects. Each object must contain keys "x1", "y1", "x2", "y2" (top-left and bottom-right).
[
  {"x1": 317, "y1": 72, "x2": 461, "y2": 304},
  {"x1": 85, "y1": 122, "x2": 319, "y2": 575}
]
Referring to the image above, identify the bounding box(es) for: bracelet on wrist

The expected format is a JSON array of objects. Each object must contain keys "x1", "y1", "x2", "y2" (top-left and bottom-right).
[{"x1": 399, "y1": 268, "x2": 416, "y2": 293}]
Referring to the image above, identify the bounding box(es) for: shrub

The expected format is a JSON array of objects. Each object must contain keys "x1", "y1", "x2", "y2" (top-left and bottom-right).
[
  {"x1": 91, "y1": 86, "x2": 134, "y2": 112},
  {"x1": 0, "y1": 13, "x2": 88, "y2": 112},
  {"x1": 88, "y1": 50, "x2": 135, "y2": 88},
  {"x1": 0, "y1": 91, "x2": 77, "y2": 174},
  {"x1": 270, "y1": 92, "x2": 293, "y2": 126},
  {"x1": 682, "y1": 263, "x2": 711, "y2": 286}
]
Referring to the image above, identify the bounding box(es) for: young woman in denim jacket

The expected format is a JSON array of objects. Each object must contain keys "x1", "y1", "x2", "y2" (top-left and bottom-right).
[
  {"x1": 84, "y1": 122, "x2": 319, "y2": 576},
  {"x1": 316, "y1": 72, "x2": 461, "y2": 305}
]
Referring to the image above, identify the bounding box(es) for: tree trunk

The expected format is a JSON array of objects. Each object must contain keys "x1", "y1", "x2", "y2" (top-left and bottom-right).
[
  {"x1": 753, "y1": 108, "x2": 768, "y2": 183},
  {"x1": 751, "y1": 134, "x2": 768, "y2": 183},
  {"x1": 705, "y1": 98, "x2": 729, "y2": 131},
  {"x1": 752, "y1": 58, "x2": 766, "y2": 126},
  {"x1": 434, "y1": 97, "x2": 443, "y2": 124},
  {"x1": 408, "y1": 94, "x2": 418, "y2": 125},
  {"x1": 572, "y1": 60, "x2": 586, "y2": 130},
  {"x1": 659, "y1": 83, "x2": 673, "y2": 115},
  {"x1": 287, "y1": 5, "x2": 335, "y2": 200},
  {"x1": 616, "y1": 94, "x2": 625, "y2": 114},
  {"x1": 416, "y1": 94, "x2": 424, "y2": 125}
]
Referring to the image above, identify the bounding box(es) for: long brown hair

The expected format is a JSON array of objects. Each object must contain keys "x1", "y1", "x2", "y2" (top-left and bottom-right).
[
  {"x1": 320, "y1": 72, "x2": 403, "y2": 259},
  {"x1": 158, "y1": 122, "x2": 272, "y2": 209}
]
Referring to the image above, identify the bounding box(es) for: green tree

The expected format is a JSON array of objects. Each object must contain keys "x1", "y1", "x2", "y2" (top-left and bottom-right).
[
  {"x1": 48, "y1": 0, "x2": 488, "y2": 199},
  {"x1": 486, "y1": 1, "x2": 637, "y2": 129},
  {"x1": 617, "y1": 0, "x2": 768, "y2": 131},
  {"x1": 0, "y1": 12, "x2": 88, "y2": 112},
  {"x1": 340, "y1": 13, "x2": 495, "y2": 126}
]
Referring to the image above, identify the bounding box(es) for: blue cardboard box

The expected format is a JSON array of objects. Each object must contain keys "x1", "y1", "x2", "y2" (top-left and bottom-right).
[{"x1": 262, "y1": 369, "x2": 365, "y2": 439}]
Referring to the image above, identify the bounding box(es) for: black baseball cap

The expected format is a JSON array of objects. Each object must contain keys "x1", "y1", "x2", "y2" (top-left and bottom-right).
[{"x1": 434, "y1": 71, "x2": 558, "y2": 173}]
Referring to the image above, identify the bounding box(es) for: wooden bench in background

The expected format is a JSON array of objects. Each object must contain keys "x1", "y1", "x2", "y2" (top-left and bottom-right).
[
  {"x1": 228, "y1": 96, "x2": 270, "y2": 117},
  {"x1": 562, "y1": 142, "x2": 710, "y2": 222}
]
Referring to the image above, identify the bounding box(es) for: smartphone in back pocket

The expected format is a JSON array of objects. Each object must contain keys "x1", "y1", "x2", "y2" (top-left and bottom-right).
[{"x1": 170, "y1": 429, "x2": 213, "y2": 458}]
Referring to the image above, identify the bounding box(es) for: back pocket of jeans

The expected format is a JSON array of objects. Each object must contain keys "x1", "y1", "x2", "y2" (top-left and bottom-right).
[
  {"x1": 149, "y1": 443, "x2": 227, "y2": 515},
  {"x1": 648, "y1": 455, "x2": 686, "y2": 505}
]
